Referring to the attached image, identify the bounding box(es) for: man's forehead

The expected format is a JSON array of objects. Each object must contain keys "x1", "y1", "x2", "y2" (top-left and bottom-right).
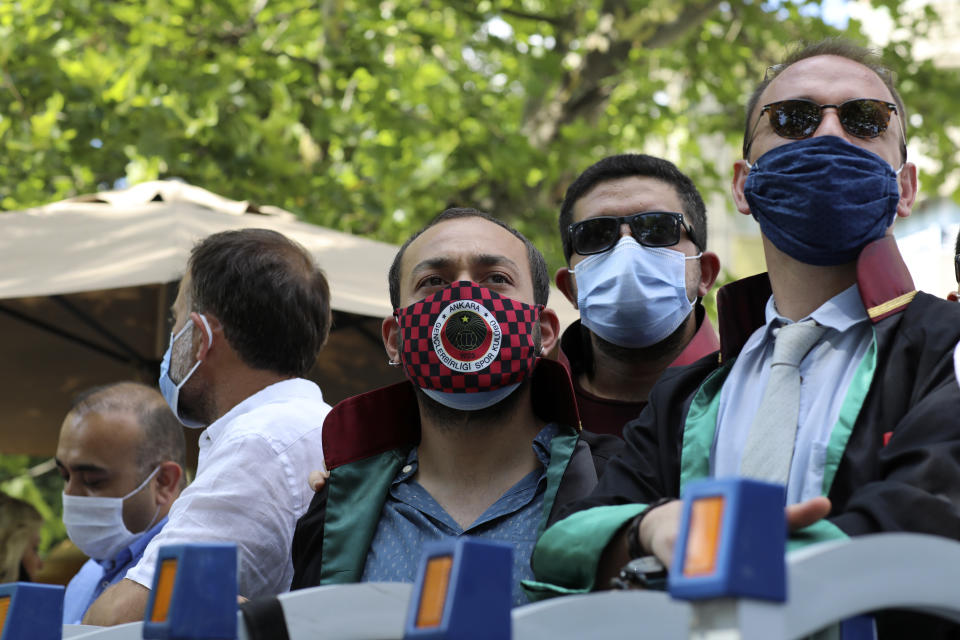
[
  {"x1": 573, "y1": 176, "x2": 683, "y2": 221},
  {"x1": 66, "y1": 408, "x2": 142, "y2": 441},
  {"x1": 759, "y1": 54, "x2": 896, "y2": 112},
  {"x1": 402, "y1": 218, "x2": 526, "y2": 275},
  {"x1": 175, "y1": 270, "x2": 192, "y2": 301},
  {"x1": 58, "y1": 409, "x2": 142, "y2": 465}
]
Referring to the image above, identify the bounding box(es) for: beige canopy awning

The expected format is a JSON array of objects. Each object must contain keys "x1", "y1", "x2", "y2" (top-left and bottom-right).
[{"x1": 0, "y1": 180, "x2": 399, "y2": 318}]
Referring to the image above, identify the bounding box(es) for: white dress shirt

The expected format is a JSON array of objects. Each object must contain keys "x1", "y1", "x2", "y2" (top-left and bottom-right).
[{"x1": 125, "y1": 378, "x2": 330, "y2": 598}]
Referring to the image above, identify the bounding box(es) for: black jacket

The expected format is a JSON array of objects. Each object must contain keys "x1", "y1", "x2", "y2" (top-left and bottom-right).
[
  {"x1": 291, "y1": 359, "x2": 623, "y2": 589},
  {"x1": 540, "y1": 239, "x2": 960, "y2": 637}
]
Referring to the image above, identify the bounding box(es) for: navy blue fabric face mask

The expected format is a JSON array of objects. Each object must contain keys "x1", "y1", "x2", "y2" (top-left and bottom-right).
[{"x1": 743, "y1": 136, "x2": 901, "y2": 266}]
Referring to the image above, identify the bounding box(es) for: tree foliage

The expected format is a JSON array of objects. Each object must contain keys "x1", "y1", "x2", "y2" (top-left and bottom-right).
[
  {"x1": 1, "y1": 0, "x2": 957, "y2": 558},
  {"x1": 0, "y1": 456, "x2": 66, "y2": 552},
  {"x1": 1, "y1": 0, "x2": 957, "y2": 273}
]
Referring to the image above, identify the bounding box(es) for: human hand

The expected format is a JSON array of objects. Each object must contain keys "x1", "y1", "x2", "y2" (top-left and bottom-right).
[
  {"x1": 636, "y1": 495, "x2": 831, "y2": 570},
  {"x1": 308, "y1": 470, "x2": 330, "y2": 492},
  {"x1": 637, "y1": 500, "x2": 683, "y2": 569},
  {"x1": 786, "y1": 496, "x2": 831, "y2": 530}
]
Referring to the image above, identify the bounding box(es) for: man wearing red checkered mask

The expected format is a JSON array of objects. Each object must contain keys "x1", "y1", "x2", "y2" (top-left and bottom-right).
[{"x1": 289, "y1": 208, "x2": 622, "y2": 607}]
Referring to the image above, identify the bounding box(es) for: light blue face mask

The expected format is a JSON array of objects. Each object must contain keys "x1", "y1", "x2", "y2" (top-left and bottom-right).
[
  {"x1": 422, "y1": 384, "x2": 521, "y2": 411},
  {"x1": 159, "y1": 315, "x2": 213, "y2": 428},
  {"x1": 574, "y1": 236, "x2": 699, "y2": 349}
]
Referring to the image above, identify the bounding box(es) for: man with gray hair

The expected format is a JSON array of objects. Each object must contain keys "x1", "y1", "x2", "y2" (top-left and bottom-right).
[{"x1": 57, "y1": 381, "x2": 186, "y2": 624}]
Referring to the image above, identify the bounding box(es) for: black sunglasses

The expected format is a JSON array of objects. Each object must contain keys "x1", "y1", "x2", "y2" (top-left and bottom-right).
[
  {"x1": 569, "y1": 211, "x2": 697, "y2": 256},
  {"x1": 954, "y1": 253, "x2": 960, "y2": 286},
  {"x1": 746, "y1": 98, "x2": 904, "y2": 156}
]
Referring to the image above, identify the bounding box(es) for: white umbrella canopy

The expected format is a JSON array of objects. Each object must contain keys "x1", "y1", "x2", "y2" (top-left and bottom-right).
[
  {"x1": 0, "y1": 181, "x2": 577, "y2": 455},
  {"x1": 0, "y1": 180, "x2": 397, "y2": 317}
]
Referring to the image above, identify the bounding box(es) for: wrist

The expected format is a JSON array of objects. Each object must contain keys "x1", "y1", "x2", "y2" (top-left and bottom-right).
[{"x1": 626, "y1": 497, "x2": 673, "y2": 559}]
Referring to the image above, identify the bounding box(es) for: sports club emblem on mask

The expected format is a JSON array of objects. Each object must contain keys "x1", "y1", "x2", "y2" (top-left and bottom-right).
[
  {"x1": 394, "y1": 281, "x2": 542, "y2": 394},
  {"x1": 434, "y1": 301, "x2": 501, "y2": 371}
]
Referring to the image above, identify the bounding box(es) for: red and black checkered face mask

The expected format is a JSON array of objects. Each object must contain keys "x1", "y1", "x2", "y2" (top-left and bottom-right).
[{"x1": 394, "y1": 281, "x2": 543, "y2": 410}]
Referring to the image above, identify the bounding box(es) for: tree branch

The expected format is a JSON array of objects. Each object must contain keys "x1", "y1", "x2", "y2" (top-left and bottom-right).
[
  {"x1": 499, "y1": 6, "x2": 569, "y2": 27},
  {"x1": 641, "y1": 0, "x2": 724, "y2": 49},
  {"x1": 450, "y1": 1, "x2": 570, "y2": 30}
]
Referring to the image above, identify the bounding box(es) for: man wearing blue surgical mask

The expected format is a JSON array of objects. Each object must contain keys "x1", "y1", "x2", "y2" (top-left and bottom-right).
[
  {"x1": 56, "y1": 382, "x2": 185, "y2": 625},
  {"x1": 532, "y1": 40, "x2": 960, "y2": 638},
  {"x1": 554, "y1": 154, "x2": 721, "y2": 437},
  {"x1": 84, "y1": 229, "x2": 332, "y2": 626}
]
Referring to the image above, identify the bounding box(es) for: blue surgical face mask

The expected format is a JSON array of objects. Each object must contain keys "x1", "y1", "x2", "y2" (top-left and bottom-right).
[
  {"x1": 159, "y1": 315, "x2": 213, "y2": 428},
  {"x1": 743, "y1": 135, "x2": 901, "y2": 266},
  {"x1": 573, "y1": 236, "x2": 699, "y2": 349}
]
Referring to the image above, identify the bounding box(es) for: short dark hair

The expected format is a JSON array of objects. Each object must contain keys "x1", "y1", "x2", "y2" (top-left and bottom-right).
[
  {"x1": 187, "y1": 228, "x2": 331, "y2": 377},
  {"x1": 743, "y1": 39, "x2": 907, "y2": 162},
  {"x1": 558, "y1": 154, "x2": 707, "y2": 262},
  {"x1": 71, "y1": 382, "x2": 187, "y2": 488},
  {"x1": 388, "y1": 208, "x2": 550, "y2": 309}
]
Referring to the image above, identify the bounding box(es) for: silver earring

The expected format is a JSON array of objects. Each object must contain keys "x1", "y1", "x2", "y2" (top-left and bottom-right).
[{"x1": 387, "y1": 359, "x2": 401, "y2": 367}]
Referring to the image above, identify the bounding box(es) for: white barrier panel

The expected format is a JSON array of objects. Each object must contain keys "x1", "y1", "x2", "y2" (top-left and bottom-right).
[
  {"x1": 64, "y1": 535, "x2": 960, "y2": 638},
  {"x1": 68, "y1": 622, "x2": 143, "y2": 639},
  {"x1": 62, "y1": 625, "x2": 101, "y2": 638},
  {"x1": 242, "y1": 582, "x2": 412, "y2": 640},
  {"x1": 513, "y1": 590, "x2": 690, "y2": 639},
  {"x1": 782, "y1": 533, "x2": 960, "y2": 639}
]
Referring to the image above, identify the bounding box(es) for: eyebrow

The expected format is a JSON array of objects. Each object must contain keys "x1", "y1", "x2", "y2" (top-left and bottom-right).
[
  {"x1": 55, "y1": 459, "x2": 108, "y2": 474},
  {"x1": 409, "y1": 254, "x2": 521, "y2": 277}
]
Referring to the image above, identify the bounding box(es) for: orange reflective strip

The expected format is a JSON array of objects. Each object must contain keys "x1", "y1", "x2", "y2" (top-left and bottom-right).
[
  {"x1": 0, "y1": 595, "x2": 10, "y2": 636},
  {"x1": 415, "y1": 556, "x2": 453, "y2": 628},
  {"x1": 150, "y1": 559, "x2": 179, "y2": 623},
  {"x1": 683, "y1": 496, "x2": 725, "y2": 577}
]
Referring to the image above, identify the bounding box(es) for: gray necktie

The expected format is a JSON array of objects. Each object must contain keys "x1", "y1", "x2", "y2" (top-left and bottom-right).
[{"x1": 739, "y1": 319, "x2": 827, "y2": 485}]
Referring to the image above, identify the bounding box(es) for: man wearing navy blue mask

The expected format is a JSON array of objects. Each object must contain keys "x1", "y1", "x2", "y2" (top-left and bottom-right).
[
  {"x1": 554, "y1": 155, "x2": 721, "y2": 437},
  {"x1": 532, "y1": 40, "x2": 960, "y2": 637}
]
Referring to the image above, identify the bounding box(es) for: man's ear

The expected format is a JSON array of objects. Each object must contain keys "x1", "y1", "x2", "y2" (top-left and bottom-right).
[
  {"x1": 190, "y1": 312, "x2": 217, "y2": 361},
  {"x1": 555, "y1": 268, "x2": 578, "y2": 309},
  {"x1": 697, "y1": 251, "x2": 721, "y2": 298},
  {"x1": 154, "y1": 461, "x2": 183, "y2": 507},
  {"x1": 382, "y1": 315, "x2": 400, "y2": 363},
  {"x1": 537, "y1": 307, "x2": 561, "y2": 356},
  {"x1": 896, "y1": 161, "x2": 918, "y2": 219},
  {"x1": 731, "y1": 160, "x2": 753, "y2": 216}
]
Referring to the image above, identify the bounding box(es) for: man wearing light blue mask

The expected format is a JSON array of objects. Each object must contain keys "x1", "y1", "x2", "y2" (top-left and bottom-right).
[
  {"x1": 554, "y1": 154, "x2": 721, "y2": 437},
  {"x1": 532, "y1": 40, "x2": 960, "y2": 639},
  {"x1": 56, "y1": 382, "x2": 186, "y2": 625}
]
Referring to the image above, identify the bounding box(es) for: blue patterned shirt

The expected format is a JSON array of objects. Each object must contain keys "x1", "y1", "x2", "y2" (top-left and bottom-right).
[{"x1": 361, "y1": 424, "x2": 558, "y2": 606}]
